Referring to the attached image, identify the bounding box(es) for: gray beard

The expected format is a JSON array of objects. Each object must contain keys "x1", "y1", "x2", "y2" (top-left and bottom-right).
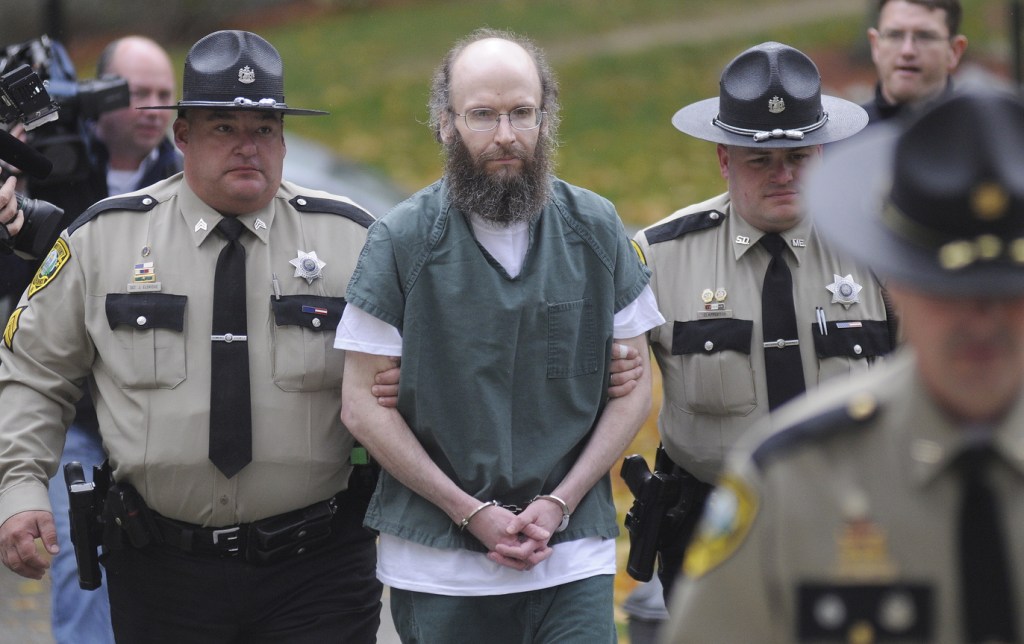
[{"x1": 443, "y1": 133, "x2": 551, "y2": 227}]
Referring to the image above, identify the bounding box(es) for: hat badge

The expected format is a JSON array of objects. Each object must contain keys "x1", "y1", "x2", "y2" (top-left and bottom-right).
[
  {"x1": 970, "y1": 182, "x2": 1009, "y2": 221},
  {"x1": 768, "y1": 95, "x2": 785, "y2": 114},
  {"x1": 238, "y1": 65, "x2": 256, "y2": 84}
]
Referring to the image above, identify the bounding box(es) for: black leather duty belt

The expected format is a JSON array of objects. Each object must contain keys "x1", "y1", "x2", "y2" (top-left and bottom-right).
[{"x1": 150, "y1": 495, "x2": 339, "y2": 565}]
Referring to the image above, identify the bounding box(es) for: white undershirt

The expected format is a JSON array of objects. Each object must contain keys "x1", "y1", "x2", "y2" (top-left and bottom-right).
[
  {"x1": 336, "y1": 212, "x2": 664, "y2": 595},
  {"x1": 106, "y1": 147, "x2": 161, "y2": 196}
]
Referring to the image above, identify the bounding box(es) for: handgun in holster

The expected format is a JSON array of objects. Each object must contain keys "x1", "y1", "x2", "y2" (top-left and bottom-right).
[
  {"x1": 64, "y1": 461, "x2": 110, "y2": 591},
  {"x1": 103, "y1": 480, "x2": 160, "y2": 550},
  {"x1": 621, "y1": 445, "x2": 682, "y2": 582}
]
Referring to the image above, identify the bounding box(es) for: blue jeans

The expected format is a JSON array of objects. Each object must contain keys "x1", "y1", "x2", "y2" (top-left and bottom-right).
[{"x1": 47, "y1": 424, "x2": 114, "y2": 644}]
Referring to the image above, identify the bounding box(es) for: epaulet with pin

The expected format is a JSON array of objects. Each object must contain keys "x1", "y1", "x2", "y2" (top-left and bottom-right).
[
  {"x1": 289, "y1": 196, "x2": 374, "y2": 229},
  {"x1": 643, "y1": 210, "x2": 726, "y2": 245},
  {"x1": 68, "y1": 195, "x2": 159, "y2": 235}
]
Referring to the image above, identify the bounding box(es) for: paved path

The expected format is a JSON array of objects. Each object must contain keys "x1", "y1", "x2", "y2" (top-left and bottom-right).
[{"x1": 0, "y1": 565, "x2": 400, "y2": 643}]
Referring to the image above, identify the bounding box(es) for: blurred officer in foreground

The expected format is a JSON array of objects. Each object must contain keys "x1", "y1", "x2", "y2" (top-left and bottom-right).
[
  {"x1": 42, "y1": 35, "x2": 180, "y2": 644},
  {"x1": 0, "y1": 30, "x2": 381, "y2": 642},
  {"x1": 863, "y1": 0, "x2": 967, "y2": 123},
  {"x1": 664, "y1": 89, "x2": 1024, "y2": 643},
  {"x1": 630, "y1": 41, "x2": 894, "y2": 599}
]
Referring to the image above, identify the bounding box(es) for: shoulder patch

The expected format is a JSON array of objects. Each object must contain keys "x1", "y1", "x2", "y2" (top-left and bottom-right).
[
  {"x1": 3, "y1": 306, "x2": 25, "y2": 350},
  {"x1": 28, "y1": 238, "x2": 71, "y2": 299},
  {"x1": 68, "y1": 195, "x2": 159, "y2": 235},
  {"x1": 683, "y1": 472, "x2": 759, "y2": 578},
  {"x1": 752, "y1": 392, "x2": 880, "y2": 470},
  {"x1": 290, "y1": 196, "x2": 374, "y2": 229},
  {"x1": 644, "y1": 209, "x2": 725, "y2": 245}
]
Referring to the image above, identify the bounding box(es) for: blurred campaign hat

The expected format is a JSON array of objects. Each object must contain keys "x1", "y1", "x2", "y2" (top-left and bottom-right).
[
  {"x1": 142, "y1": 30, "x2": 326, "y2": 116},
  {"x1": 808, "y1": 90, "x2": 1024, "y2": 296},
  {"x1": 672, "y1": 41, "x2": 866, "y2": 148}
]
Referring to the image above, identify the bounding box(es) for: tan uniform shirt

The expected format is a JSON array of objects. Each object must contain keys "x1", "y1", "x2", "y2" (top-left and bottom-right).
[
  {"x1": 0, "y1": 175, "x2": 371, "y2": 527},
  {"x1": 663, "y1": 350, "x2": 1024, "y2": 643},
  {"x1": 634, "y1": 192, "x2": 892, "y2": 483}
]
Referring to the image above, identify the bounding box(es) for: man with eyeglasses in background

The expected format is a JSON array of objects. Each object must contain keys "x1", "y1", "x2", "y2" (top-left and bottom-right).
[
  {"x1": 338, "y1": 27, "x2": 662, "y2": 643},
  {"x1": 863, "y1": 0, "x2": 968, "y2": 123}
]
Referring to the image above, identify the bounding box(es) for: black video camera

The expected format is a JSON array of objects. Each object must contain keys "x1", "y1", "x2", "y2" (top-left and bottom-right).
[
  {"x1": 1, "y1": 35, "x2": 129, "y2": 188},
  {"x1": 0, "y1": 60, "x2": 66, "y2": 258},
  {"x1": 0, "y1": 35, "x2": 129, "y2": 258},
  {"x1": 0, "y1": 62, "x2": 59, "y2": 131}
]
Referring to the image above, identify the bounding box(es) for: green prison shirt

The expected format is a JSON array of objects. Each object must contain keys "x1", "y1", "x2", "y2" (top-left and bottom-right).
[{"x1": 345, "y1": 178, "x2": 650, "y2": 551}]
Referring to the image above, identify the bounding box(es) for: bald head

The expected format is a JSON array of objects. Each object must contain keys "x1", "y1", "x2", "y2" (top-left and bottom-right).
[
  {"x1": 95, "y1": 36, "x2": 176, "y2": 170},
  {"x1": 428, "y1": 28, "x2": 560, "y2": 145}
]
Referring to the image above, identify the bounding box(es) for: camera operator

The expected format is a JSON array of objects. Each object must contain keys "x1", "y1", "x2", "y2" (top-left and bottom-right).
[{"x1": 30, "y1": 35, "x2": 178, "y2": 644}]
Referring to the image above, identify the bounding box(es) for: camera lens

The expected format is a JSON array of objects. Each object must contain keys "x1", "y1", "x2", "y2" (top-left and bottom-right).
[{"x1": 13, "y1": 193, "x2": 66, "y2": 258}]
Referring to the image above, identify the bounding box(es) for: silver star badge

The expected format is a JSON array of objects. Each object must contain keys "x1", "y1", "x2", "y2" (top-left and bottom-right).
[
  {"x1": 289, "y1": 250, "x2": 326, "y2": 284},
  {"x1": 826, "y1": 274, "x2": 862, "y2": 309}
]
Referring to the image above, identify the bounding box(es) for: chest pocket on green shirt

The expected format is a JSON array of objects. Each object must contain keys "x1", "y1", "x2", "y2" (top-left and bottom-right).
[
  {"x1": 546, "y1": 298, "x2": 598, "y2": 379},
  {"x1": 672, "y1": 318, "x2": 756, "y2": 416},
  {"x1": 269, "y1": 295, "x2": 346, "y2": 391},
  {"x1": 104, "y1": 293, "x2": 187, "y2": 389}
]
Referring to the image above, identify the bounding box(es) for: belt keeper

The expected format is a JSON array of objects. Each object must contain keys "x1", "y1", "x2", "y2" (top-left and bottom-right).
[{"x1": 458, "y1": 500, "x2": 498, "y2": 531}]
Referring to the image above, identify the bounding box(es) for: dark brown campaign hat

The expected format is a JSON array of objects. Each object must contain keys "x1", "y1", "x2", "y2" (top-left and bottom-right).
[
  {"x1": 808, "y1": 90, "x2": 1024, "y2": 296},
  {"x1": 672, "y1": 42, "x2": 866, "y2": 148},
  {"x1": 142, "y1": 30, "x2": 326, "y2": 116}
]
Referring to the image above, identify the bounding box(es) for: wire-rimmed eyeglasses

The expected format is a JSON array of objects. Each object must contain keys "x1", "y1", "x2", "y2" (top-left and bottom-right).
[{"x1": 454, "y1": 107, "x2": 545, "y2": 132}]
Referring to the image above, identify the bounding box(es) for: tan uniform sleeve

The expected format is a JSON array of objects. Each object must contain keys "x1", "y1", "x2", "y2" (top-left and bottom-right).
[{"x1": 0, "y1": 232, "x2": 92, "y2": 525}]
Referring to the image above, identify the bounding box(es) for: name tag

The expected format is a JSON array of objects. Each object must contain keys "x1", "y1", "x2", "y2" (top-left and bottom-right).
[{"x1": 697, "y1": 309, "x2": 733, "y2": 320}]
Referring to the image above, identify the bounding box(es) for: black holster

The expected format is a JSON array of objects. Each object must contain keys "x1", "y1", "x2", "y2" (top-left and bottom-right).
[
  {"x1": 621, "y1": 445, "x2": 712, "y2": 582},
  {"x1": 64, "y1": 460, "x2": 110, "y2": 590}
]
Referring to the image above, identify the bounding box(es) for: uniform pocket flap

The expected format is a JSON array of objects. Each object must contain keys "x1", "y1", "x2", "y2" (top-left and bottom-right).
[
  {"x1": 105, "y1": 293, "x2": 187, "y2": 331},
  {"x1": 270, "y1": 295, "x2": 345, "y2": 332},
  {"x1": 812, "y1": 320, "x2": 890, "y2": 359},
  {"x1": 672, "y1": 318, "x2": 753, "y2": 355}
]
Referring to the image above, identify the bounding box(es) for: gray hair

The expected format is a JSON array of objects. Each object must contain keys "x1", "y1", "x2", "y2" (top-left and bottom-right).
[{"x1": 427, "y1": 27, "x2": 561, "y2": 145}]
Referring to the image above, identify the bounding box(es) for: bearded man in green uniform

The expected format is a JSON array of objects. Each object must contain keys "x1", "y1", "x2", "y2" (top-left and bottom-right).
[{"x1": 339, "y1": 28, "x2": 663, "y2": 643}]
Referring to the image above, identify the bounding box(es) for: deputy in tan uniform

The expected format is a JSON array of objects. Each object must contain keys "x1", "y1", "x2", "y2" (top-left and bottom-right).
[
  {"x1": 633, "y1": 42, "x2": 895, "y2": 596},
  {"x1": 0, "y1": 31, "x2": 382, "y2": 642},
  {"x1": 664, "y1": 90, "x2": 1024, "y2": 643}
]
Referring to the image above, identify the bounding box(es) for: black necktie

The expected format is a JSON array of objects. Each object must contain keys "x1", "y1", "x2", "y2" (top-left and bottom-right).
[
  {"x1": 958, "y1": 444, "x2": 1018, "y2": 642},
  {"x1": 759, "y1": 233, "x2": 805, "y2": 410},
  {"x1": 209, "y1": 217, "x2": 252, "y2": 478}
]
